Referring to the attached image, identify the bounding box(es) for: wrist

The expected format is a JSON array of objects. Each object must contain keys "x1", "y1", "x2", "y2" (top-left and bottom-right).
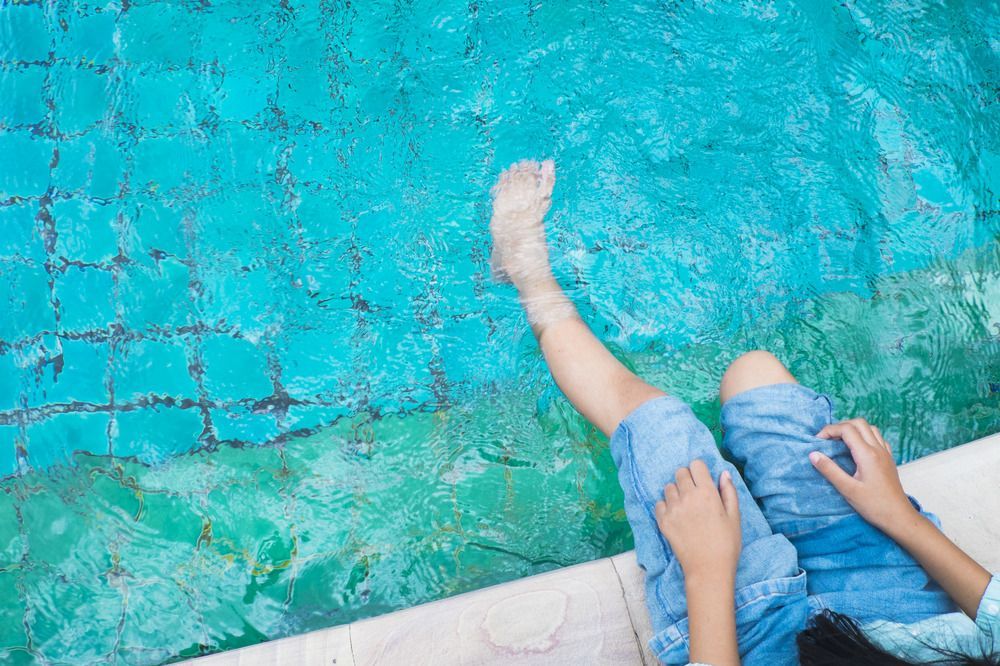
[
  {"x1": 683, "y1": 563, "x2": 737, "y2": 590},
  {"x1": 877, "y1": 502, "x2": 925, "y2": 542}
]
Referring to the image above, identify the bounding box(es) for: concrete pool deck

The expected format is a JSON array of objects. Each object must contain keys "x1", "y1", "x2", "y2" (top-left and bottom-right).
[{"x1": 184, "y1": 431, "x2": 1000, "y2": 666}]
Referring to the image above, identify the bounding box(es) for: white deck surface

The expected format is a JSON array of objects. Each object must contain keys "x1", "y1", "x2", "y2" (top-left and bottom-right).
[{"x1": 183, "y1": 431, "x2": 1000, "y2": 666}]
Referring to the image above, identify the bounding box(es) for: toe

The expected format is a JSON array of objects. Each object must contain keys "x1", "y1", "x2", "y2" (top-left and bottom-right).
[
  {"x1": 537, "y1": 160, "x2": 555, "y2": 192},
  {"x1": 514, "y1": 159, "x2": 538, "y2": 171},
  {"x1": 490, "y1": 169, "x2": 511, "y2": 198}
]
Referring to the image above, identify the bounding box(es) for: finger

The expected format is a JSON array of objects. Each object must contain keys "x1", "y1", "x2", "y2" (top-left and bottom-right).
[
  {"x1": 675, "y1": 467, "x2": 694, "y2": 491},
  {"x1": 719, "y1": 470, "x2": 740, "y2": 519},
  {"x1": 664, "y1": 482, "x2": 679, "y2": 503},
  {"x1": 817, "y1": 422, "x2": 865, "y2": 441},
  {"x1": 689, "y1": 459, "x2": 712, "y2": 487},
  {"x1": 514, "y1": 159, "x2": 536, "y2": 172},
  {"x1": 871, "y1": 425, "x2": 892, "y2": 454},
  {"x1": 815, "y1": 423, "x2": 878, "y2": 464},
  {"x1": 809, "y1": 451, "x2": 860, "y2": 496},
  {"x1": 834, "y1": 421, "x2": 878, "y2": 450},
  {"x1": 847, "y1": 418, "x2": 882, "y2": 450},
  {"x1": 654, "y1": 500, "x2": 667, "y2": 524}
]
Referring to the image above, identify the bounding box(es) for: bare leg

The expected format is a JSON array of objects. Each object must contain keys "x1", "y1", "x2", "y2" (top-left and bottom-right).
[
  {"x1": 489, "y1": 160, "x2": 664, "y2": 437},
  {"x1": 719, "y1": 350, "x2": 797, "y2": 404}
]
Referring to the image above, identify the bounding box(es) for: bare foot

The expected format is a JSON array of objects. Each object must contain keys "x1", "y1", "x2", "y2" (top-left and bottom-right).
[{"x1": 489, "y1": 159, "x2": 556, "y2": 291}]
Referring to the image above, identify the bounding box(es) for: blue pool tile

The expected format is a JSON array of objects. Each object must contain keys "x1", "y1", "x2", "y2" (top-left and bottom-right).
[
  {"x1": 53, "y1": 134, "x2": 122, "y2": 199},
  {"x1": 217, "y1": 124, "x2": 274, "y2": 185},
  {"x1": 0, "y1": 134, "x2": 53, "y2": 198},
  {"x1": 131, "y1": 68, "x2": 198, "y2": 129},
  {"x1": 113, "y1": 337, "x2": 197, "y2": 403},
  {"x1": 126, "y1": 196, "x2": 187, "y2": 261},
  {"x1": 117, "y1": 258, "x2": 192, "y2": 332},
  {"x1": 0, "y1": 4, "x2": 50, "y2": 62},
  {"x1": 114, "y1": 405, "x2": 203, "y2": 463},
  {"x1": 194, "y1": 264, "x2": 273, "y2": 333},
  {"x1": 0, "y1": 351, "x2": 21, "y2": 412},
  {"x1": 118, "y1": 4, "x2": 197, "y2": 68},
  {"x1": 214, "y1": 71, "x2": 271, "y2": 122},
  {"x1": 0, "y1": 261, "x2": 55, "y2": 342},
  {"x1": 16, "y1": 335, "x2": 53, "y2": 408},
  {"x1": 52, "y1": 198, "x2": 118, "y2": 263},
  {"x1": 289, "y1": 135, "x2": 342, "y2": 188},
  {"x1": 132, "y1": 137, "x2": 191, "y2": 193},
  {"x1": 0, "y1": 66, "x2": 46, "y2": 126},
  {"x1": 60, "y1": 10, "x2": 116, "y2": 65},
  {"x1": 279, "y1": 63, "x2": 330, "y2": 126},
  {"x1": 195, "y1": 4, "x2": 270, "y2": 74},
  {"x1": 52, "y1": 64, "x2": 107, "y2": 135},
  {"x1": 278, "y1": 325, "x2": 353, "y2": 401},
  {"x1": 53, "y1": 267, "x2": 116, "y2": 332},
  {"x1": 0, "y1": 201, "x2": 45, "y2": 264},
  {"x1": 200, "y1": 335, "x2": 273, "y2": 403},
  {"x1": 196, "y1": 193, "x2": 284, "y2": 263},
  {"x1": 28, "y1": 338, "x2": 108, "y2": 407},
  {"x1": 0, "y1": 425, "x2": 17, "y2": 478},
  {"x1": 210, "y1": 406, "x2": 279, "y2": 445},
  {"x1": 292, "y1": 188, "x2": 349, "y2": 245},
  {"x1": 25, "y1": 412, "x2": 110, "y2": 470}
]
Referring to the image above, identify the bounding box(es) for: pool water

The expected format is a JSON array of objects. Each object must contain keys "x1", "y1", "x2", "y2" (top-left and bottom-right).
[{"x1": 1, "y1": 0, "x2": 998, "y2": 663}]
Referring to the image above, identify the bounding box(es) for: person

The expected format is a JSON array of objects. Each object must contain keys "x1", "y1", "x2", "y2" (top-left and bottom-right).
[{"x1": 488, "y1": 159, "x2": 1000, "y2": 666}]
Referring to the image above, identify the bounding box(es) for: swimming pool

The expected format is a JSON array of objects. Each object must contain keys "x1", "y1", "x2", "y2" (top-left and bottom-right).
[{"x1": 1, "y1": 0, "x2": 998, "y2": 663}]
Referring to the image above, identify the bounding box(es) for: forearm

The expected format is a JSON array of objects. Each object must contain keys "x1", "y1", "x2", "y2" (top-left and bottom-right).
[
  {"x1": 685, "y1": 572, "x2": 740, "y2": 666},
  {"x1": 882, "y1": 509, "x2": 991, "y2": 618}
]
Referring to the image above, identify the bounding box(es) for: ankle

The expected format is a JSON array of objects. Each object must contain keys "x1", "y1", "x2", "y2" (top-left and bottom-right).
[
  {"x1": 514, "y1": 270, "x2": 559, "y2": 298},
  {"x1": 521, "y1": 289, "x2": 580, "y2": 332}
]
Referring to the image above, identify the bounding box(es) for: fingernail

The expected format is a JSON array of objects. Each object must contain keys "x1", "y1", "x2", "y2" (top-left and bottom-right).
[
  {"x1": 721, "y1": 470, "x2": 731, "y2": 482},
  {"x1": 809, "y1": 451, "x2": 821, "y2": 464}
]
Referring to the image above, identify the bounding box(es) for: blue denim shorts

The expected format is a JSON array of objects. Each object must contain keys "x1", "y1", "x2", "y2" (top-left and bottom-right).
[{"x1": 609, "y1": 382, "x2": 956, "y2": 666}]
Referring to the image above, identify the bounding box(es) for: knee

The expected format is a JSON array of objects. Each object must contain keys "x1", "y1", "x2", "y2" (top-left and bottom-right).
[{"x1": 719, "y1": 350, "x2": 796, "y2": 404}]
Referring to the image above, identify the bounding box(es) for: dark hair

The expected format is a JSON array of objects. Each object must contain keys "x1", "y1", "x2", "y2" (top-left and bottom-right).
[{"x1": 797, "y1": 610, "x2": 999, "y2": 666}]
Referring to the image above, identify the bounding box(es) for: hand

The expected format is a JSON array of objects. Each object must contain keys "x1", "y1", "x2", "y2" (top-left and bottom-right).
[
  {"x1": 655, "y1": 460, "x2": 742, "y2": 580},
  {"x1": 809, "y1": 417, "x2": 918, "y2": 531}
]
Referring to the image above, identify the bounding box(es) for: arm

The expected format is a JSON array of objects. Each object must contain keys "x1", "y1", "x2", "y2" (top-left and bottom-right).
[
  {"x1": 809, "y1": 418, "x2": 991, "y2": 619},
  {"x1": 655, "y1": 461, "x2": 742, "y2": 666},
  {"x1": 881, "y1": 511, "x2": 991, "y2": 618},
  {"x1": 685, "y1": 572, "x2": 738, "y2": 666}
]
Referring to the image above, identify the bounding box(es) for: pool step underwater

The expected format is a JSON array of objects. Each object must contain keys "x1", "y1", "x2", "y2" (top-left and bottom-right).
[{"x1": 182, "y1": 431, "x2": 1000, "y2": 666}]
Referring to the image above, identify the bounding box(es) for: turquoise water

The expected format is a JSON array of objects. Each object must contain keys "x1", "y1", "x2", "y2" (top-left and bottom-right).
[{"x1": 1, "y1": 0, "x2": 999, "y2": 663}]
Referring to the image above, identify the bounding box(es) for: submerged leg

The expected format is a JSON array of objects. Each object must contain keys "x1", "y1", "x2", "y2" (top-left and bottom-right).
[{"x1": 489, "y1": 159, "x2": 664, "y2": 437}]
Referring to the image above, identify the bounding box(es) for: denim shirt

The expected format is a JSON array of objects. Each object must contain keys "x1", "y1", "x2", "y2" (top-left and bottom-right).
[{"x1": 863, "y1": 573, "x2": 1000, "y2": 661}]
